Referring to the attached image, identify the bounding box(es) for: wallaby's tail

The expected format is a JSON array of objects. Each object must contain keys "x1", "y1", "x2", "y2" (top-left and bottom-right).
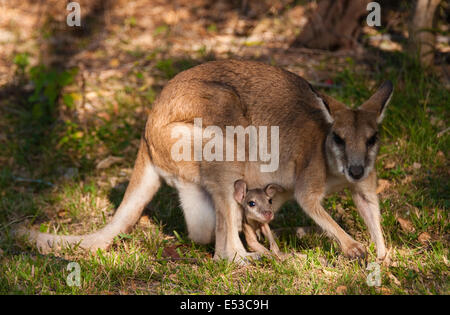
[{"x1": 15, "y1": 138, "x2": 161, "y2": 253}]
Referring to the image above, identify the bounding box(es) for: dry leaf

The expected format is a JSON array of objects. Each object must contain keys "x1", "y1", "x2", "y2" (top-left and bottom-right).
[
  {"x1": 162, "y1": 245, "x2": 181, "y2": 260},
  {"x1": 321, "y1": 269, "x2": 337, "y2": 276},
  {"x1": 336, "y1": 285, "x2": 347, "y2": 294},
  {"x1": 96, "y1": 156, "x2": 124, "y2": 169},
  {"x1": 387, "y1": 272, "x2": 401, "y2": 286},
  {"x1": 97, "y1": 112, "x2": 111, "y2": 121},
  {"x1": 376, "y1": 287, "x2": 392, "y2": 295},
  {"x1": 57, "y1": 210, "x2": 67, "y2": 218},
  {"x1": 109, "y1": 58, "x2": 120, "y2": 68},
  {"x1": 412, "y1": 162, "x2": 421, "y2": 170},
  {"x1": 336, "y1": 204, "x2": 346, "y2": 216},
  {"x1": 139, "y1": 215, "x2": 151, "y2": 227},
  {"x1": 397, "y1": 217, "x2": 415, "y2": 233},
  {"x1": 401, "y1": 175, "x2": 413, "y2": 185},
  {"x1": 376, "y1": 179, "x2": 390, "y2": 194},
  {"x1": 384, "y1": 161, "x2": 396, "y2": 169},
  {"x1": 418, "y1": 232, "x2": 431, "y2": 244}
]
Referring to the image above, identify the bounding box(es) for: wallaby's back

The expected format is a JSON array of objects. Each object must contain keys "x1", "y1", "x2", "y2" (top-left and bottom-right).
[{"x1": 147, "y1": 60, "x2": 329, "y2": 175}]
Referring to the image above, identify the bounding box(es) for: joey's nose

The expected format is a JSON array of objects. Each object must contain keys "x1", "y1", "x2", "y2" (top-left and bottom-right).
[
  {"x1": 263, "y1": 211, "x2": 273, "y2": 220},
  {"x1": 349, "y1": 165, "x2": 364, "y2": 180}
]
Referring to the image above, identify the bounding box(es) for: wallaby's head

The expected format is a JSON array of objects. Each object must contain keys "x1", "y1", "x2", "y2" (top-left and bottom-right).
[
  {"x1": 313, "y1": 81, "x2": 393, "y2": 183},
  {"x1": 234, "y1": 180, "x2": 284, "y2": 223}
]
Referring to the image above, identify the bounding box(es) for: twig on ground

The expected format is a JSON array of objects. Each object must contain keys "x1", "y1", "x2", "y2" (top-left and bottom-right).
[{"x1": 13, "y1": 176, "x2": 54, "y2": 187}]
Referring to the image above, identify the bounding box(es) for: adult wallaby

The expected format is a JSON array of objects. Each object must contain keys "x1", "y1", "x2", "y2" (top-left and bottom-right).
[{"x1": 19, "y1": 60, "x2": 392, "y2": 263}]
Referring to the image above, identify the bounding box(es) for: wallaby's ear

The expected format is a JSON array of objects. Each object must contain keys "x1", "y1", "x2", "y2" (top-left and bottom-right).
[
  {"x1": 264, "y1": 183, "x2": 284, "y2": 198},
  {"x1": 308, "y1": 83, "x2": 347, "y2": 124},
  {"x1": 233, "y1": 180, "x2": 247, "y2": 204},
  {"x1": 359, "y1": 80, "x2": 393, "y2": 124}
]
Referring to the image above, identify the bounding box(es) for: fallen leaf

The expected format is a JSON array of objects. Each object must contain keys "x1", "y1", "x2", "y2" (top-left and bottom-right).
[
  {"x1": 376, "y1": 179, "x2": 390, "y2": 194},
  {"x1": 387, "y1": 272, "x2": 401, "y2": 286},
  {"x1": 384, "y1": 161, "x2": 396, "y2": 169},
  {"x1": 336, "y1": 285, "x2": 347, "y2": 294},
  {"x1": 321, "y1": 269, "x2": 337, "y2": 276},
  {"x1": 162, "y1": 245, "x2": 181, "y2": 260},
  {"x1": 397, "y1": 217, "x2": 415, "y2": 233},
  {"x1": 418, "y1": 232, "x2": 431, "y2": 244},
  {"x1": 96, "y1": 156, "x2": 124, "y2": 169},
  {"x1": 139, "y1": 215, "x2": 151, "y2": 227},
  {"x1": 336, "y1": 204, "x2": 346, "y2": 216},
  {"x1": 401, "y1": 175, "x2": 413, "y2": 185},
  {"x1": 97, "y1": 112, "x2": 111, "y2": 121},
  {"x1": 412, "y1": 162, "x2": 421, "y2": 170},
  {"x1": 85, "y1": 91, "x2": 97, "y2": 100},
  {"x1": 57, "y1": 210, "x2": 67, "y2": 218},
  {"x1": 376, "y1": 287, "x2": 392, "y2": 295},
  {"x1": 109, "y1": 58, "x2": 120, "y2": 68}
]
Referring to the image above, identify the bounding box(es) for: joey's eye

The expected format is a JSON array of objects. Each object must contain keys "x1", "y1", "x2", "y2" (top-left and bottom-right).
[
  {"x1": 366, "y1": 133, "x2": 378, "y2": 147},
  {"x1": 332, "y1": 132, "x2": 345, "y2": 146},
  {"x1": 269, "y1": 199, "x2": 272, "y2": 204},
  {"x1": 248, "y1": 201, "x2": 255, "y2": 207}
]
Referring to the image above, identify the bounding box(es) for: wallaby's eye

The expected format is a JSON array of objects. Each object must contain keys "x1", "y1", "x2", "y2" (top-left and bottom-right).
[
  {"x1": 248, "y1": 201, "x2": 255, "y2": 207},
  {"x1": 269, "y1": 199, "x2": 272, "y2": 204},
  {"x1": 332, "y1": 132, "x2": 345, "y2": 146},
  {"x1": 366, "y1": 133, "x2": 378, "y2": 147}
]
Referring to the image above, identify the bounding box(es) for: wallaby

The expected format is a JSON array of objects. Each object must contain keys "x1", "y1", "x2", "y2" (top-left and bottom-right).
[
  {"x1": 18, "y1": 60, "x2": 392, "y2": 263},
  {"x1": 233, "y1": 180, "x2": 284, "y2": 258}
]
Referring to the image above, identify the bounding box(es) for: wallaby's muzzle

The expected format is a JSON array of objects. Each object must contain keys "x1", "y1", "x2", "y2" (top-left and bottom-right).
[{"x1": 348, "y1": 164, "x2": 364, "y2": 180}]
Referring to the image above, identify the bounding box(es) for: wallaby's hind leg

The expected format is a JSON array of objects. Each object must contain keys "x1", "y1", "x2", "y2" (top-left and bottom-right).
[
  {"x1": 211, "y1": 189, "x2": 260, "y2": 264},
  {"x1": 17, "y1": 139, "x2": 161, "y2": 253},
  {"x1": 176, "y1": 181, "x2": 216, "y2": 244}
]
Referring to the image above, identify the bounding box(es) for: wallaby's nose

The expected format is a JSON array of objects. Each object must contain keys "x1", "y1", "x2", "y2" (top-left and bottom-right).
[{"x1": 349, "y1": 165, "x2": 364, "y2": 180}]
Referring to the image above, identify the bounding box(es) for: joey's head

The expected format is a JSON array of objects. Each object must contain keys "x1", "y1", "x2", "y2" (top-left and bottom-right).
[
  {"x1": 233, "y1": 180, "x2": 284, "y2": 223},
  {"x1": 311, "y1": 81, "x2": 393, "y2": 183}
]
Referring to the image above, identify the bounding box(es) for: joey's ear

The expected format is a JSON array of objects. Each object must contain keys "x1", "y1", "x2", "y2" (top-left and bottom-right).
[
  {"x1": 264, "y1": 183, "x2": 284, "y2": 198},
  {"x1": 308, "y1": 83, "x2": 346, "y2": 124},
  {"x1": 233, "y1": 180, "x2": 247, "y2": 204},
  {"x1": 359, "y1": 80, "x2": 393, "y2": 124}
]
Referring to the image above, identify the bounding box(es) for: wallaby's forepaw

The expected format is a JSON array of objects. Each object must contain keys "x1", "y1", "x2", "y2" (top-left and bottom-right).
[
  {"x1": 376, "y1": 247, "x2": 391, "y2": 266},
  {"x1": 342, "y1": 241, "x2": 367, "y2": 259}
]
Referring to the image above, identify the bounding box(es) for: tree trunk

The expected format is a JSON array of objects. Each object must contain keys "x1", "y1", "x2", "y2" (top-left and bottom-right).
[
  {"x1": 292, "y1": 0, "x2": 370, "y2": 50},
  {"x1": 408, "y1": 0, "x2": 441, "y2": 66}
]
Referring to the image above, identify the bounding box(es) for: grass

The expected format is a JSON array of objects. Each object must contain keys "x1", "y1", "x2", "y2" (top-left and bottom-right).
[{"x1": 0, "y1": 47, "x2": 448, "y2": 294}]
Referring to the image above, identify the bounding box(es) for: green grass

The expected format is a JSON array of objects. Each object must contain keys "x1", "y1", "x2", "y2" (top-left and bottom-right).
[{"x1": 0, "y1": 50, "x2": 448, "y2": 294}]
